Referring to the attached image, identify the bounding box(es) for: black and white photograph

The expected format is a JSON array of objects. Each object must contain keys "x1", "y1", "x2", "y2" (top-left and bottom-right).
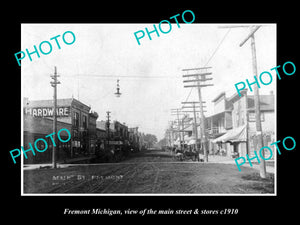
[
  {"x1": 21, "y1": 23, "x2": 276, "y2": 195},
  {"x1": 4, "y1": 4, "x2": 298, "y2": 221}
]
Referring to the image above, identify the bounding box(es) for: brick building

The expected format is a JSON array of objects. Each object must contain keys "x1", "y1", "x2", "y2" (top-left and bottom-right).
[
  {"x1": 23, "y1": 114, "x2": 72, "y2": 164},
  {"x1": 23, "y1": 97, "x2": 98, "y2": 163},
  {"x1": 88, "y1": 111, "x2": 99, "y2": 154},
  {"x1": 96, "y1": 120, "x2": 130, "y2": 152}
]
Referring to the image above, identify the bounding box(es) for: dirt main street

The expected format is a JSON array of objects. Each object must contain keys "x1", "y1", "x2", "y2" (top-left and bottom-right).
[{"x1": 23, "y1": 149, "x2": 274, "y2": 194}]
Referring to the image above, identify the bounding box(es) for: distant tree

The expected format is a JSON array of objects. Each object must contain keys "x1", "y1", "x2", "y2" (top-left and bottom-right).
[
  {"x1": 157, "y1": 138, "x2": 167, "y2": 148},
  {"x1": 143, "y1": 133, "x2": 158, "y2": 148}
]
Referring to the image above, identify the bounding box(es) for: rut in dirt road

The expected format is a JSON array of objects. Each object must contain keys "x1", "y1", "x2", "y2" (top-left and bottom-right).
[{"x1": 23, "y1": 149, "x2": 274, "y2": 194}]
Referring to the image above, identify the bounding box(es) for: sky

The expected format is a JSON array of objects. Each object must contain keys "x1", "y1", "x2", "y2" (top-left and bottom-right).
[{"x1": 21, "y1": 23, "x2": 276, "y2": 140}]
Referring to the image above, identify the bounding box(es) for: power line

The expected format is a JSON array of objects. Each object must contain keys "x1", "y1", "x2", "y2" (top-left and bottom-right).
[
  {"x1": 182, "y1": 28, "x2": 231, "y2": 103},
  {"x1": 205, "y1": 28, "x2": 232, "y2": 66}
]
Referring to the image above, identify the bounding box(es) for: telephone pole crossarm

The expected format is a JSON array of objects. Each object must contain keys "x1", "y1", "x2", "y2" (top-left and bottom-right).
[
  {"x1": 183, "y1": 78, "x2": 213, "y2": 83},
  {"x1": 182, "y1": 66, "x2": 214, "y2": 162},
  {"x1": 239, "y1": 25, "x2": 261, "y2": 47},
  {"x1": 182, "y1": 72, "x2": 212, "y2": 77},
  {"x1": 182, "y1": 106, "x2": 206, "y2": 109},
  {"x1": 182, "y1": 111, "x2": 206, "y2": 113},
  {"x1": 182, "y1": 101, "x2": 206, "y2": 104},
  {"x1": 182, "y1": 67, "x2": 212, "y2": 71},
  {"x1": 184, "y1": 84, "x2": 214, "y2": 88}
]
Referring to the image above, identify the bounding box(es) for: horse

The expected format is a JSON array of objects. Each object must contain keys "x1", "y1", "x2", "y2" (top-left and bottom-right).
[
  {"x1": 183, "y1": 150, "x2": 200, "y2": 161},
  {"x1": 173, "y1": 148, "x2": 184, "y2": 161}
]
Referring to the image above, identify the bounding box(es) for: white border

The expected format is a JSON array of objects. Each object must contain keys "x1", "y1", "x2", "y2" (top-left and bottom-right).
[{"x1": 21, "y1": 23, "x2": 277, "y2": 196}]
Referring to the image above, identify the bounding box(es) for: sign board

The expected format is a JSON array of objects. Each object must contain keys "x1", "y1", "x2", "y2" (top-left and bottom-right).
[
  {"x1": 248, "y1": 112, "x2": 265, "y2": 122},
  {"x1": 24, "y1": 107, "x2": 70, "y2": 117},
  {"x1": 109, "y1": 141, "x2": 123, "y2": 145},
  {"x1": 79, "y1": 127, "x2": 85, "y2": 132}
]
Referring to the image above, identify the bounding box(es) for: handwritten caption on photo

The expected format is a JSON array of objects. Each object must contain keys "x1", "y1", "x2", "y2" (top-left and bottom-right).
[{"x1": 52, "y1": 174, "x2": 124, "y2": 186}]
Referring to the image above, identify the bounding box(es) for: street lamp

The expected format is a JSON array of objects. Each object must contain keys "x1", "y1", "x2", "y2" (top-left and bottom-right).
[{"x1": 115, "y1": 79, "x2": 121, "y2": 97}]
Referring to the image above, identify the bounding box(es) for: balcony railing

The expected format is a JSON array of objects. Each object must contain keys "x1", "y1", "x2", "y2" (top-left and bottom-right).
[
  {"x1": 206, "y1": 127, "x2": 226, "y2": 135},
  {"x1": 206, "y1": 127, "x2": 219, "y2": 135}
]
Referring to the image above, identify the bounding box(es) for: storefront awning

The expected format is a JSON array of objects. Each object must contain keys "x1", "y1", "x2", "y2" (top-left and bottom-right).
[
  {"x1": 184, "y1": 135, "x2": 198, "y2": 145},
  {"x1": 188, "y1": 139, "x2": 196, "y2": 145},
  {"x1": 212, "y1": 125, "x2": 247, "y2": 143},
  {"x1": 174, "y1": 138, "x2": 180, "y2": 146}
]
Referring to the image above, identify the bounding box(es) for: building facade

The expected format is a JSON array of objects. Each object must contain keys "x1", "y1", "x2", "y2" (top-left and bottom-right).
[
  {"x1": 24, "y1": 97, "x2": 98, "y2": 163},
  {"x1": 23, "y1": 114, "x2": 72, "y2": 164},
  {"x1": 246, "y1": 92, "x2": 275, "y2": 158},
  {"x1": 113, "y1": 121, "x2": 129, "y2": 144},
  {"x1": 213, "y1": 90, "x2": 275, "y2": 158},
  {"x1": 207, "y1": 92, "x2": 233, "y2": 156},
  {"x1": 96, "y1": 123, "x2": 106, "y2": 154},
  {"x1": 96, "y1": 120, "x2": 132, "y2": 152},
  {"x1": 129, "y1": 127, "x2": 142, "y2": 151},
  {"x1": 88, "y1": 111, "x2": 99, "y2": 154}
]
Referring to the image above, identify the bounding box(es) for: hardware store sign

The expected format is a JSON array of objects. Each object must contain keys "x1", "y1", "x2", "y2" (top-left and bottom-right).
[{"x1": 24, "y1": 107, "x2": 70, "y2": 117}]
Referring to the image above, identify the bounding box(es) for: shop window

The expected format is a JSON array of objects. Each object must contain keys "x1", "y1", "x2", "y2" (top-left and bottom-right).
[
  {"x1": 73, "y1": 112, "x2": 79, "y2": 127},
  {"x1": 83, "y1": 115, "x2": 87, "y2": 129},
  {"x1": 73, "y1": 130, "x2": 78, "y2": 138}
]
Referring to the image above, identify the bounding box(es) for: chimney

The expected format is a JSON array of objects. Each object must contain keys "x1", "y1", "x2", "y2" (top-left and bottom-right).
[{"x1": 23, "y1": 97, "x2": 29, "y2": 106}]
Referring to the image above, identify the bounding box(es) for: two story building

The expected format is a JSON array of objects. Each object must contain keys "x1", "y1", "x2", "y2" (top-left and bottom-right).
[
  {"x1": 88, "y1": 110, "x2": 99, "y2": 154},
  {"x1": 23, "y1": 114, "x2": 72, "y2": 164},
  {"x1": 96, "y1": 120, "x2": 130, "y2": 152},
  {"x1": 24, "y1": 97, "x2": 98, "y2": 163},
  {"x1": 212, "y1": 89, "x2": 275, "y2": 158},
  {"x1": 206, "y1": 92, "x2": 233, "y2": 155}
]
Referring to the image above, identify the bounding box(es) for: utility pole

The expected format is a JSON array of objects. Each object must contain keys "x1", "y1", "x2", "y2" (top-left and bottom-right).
[
  {"x1": 182, "y1": 67, "x2": 213, "y2": 162},
  {"x1": 106, "y1": 111, "x2": 111, "y2": 151},
  {"x1": 169, "y1": 121, "x2": 174, "y2": 147},
  {"x1": 240, "y1": 26, "x2": 266, "y2": 178},
  {"x1": 166, "y1": 129, "x2": 171, "y2": 147},
  {"x1": 181, "y1": 101, "x2": 203, "y2": 153},
  {"x1": 50, "y1": 66, "x2": 60, "y2": 169},
  {"x1": 171, "y1": 108, "x2": 185, "y2": 150},
  {"x1": 167, "y1": 121, "x2": 174, "y2": 147},
  {"x1": 219, "y1": 25, "x2": 266, "y2": 178},
  {"x1": 181, "y1": 114, "x2": 190, "y2": 145}
]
